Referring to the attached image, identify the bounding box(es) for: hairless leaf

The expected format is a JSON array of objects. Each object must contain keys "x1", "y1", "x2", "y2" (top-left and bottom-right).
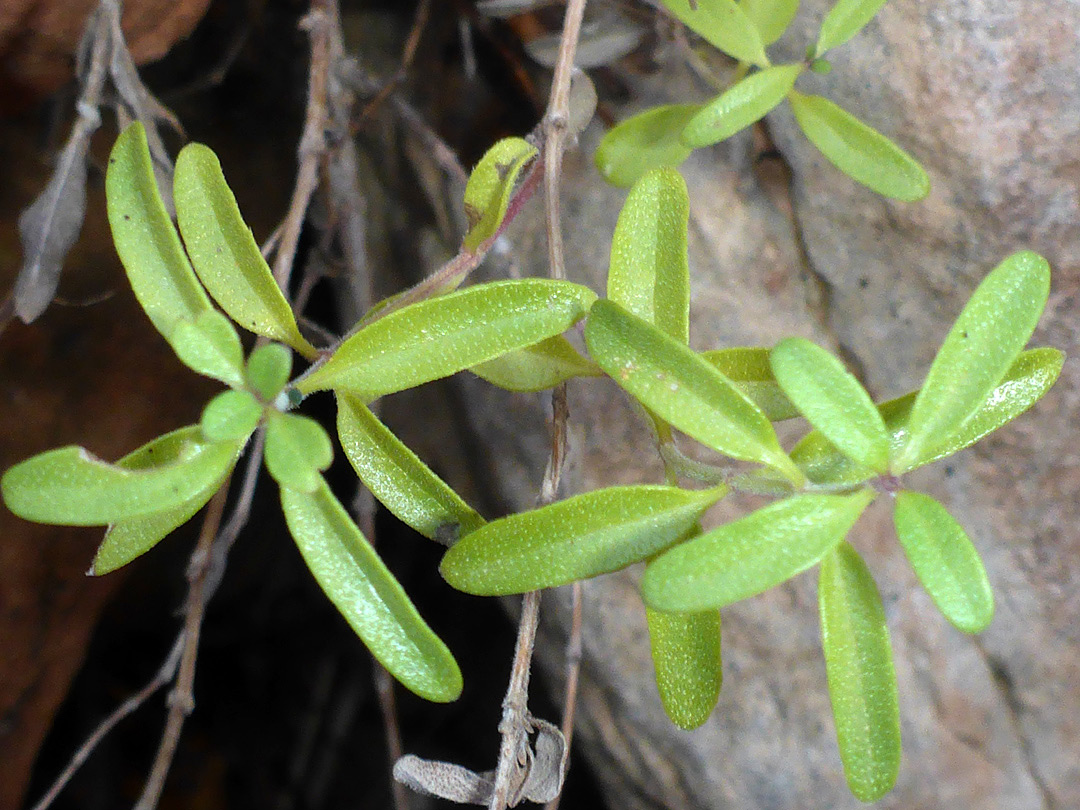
[
  {"x1": 894, "y1": 251, "x2": 1051, "y2": 473},
  {"x1": 788, "y1": 91, "x2": 929, "y2": 202},
  {"x1": 174, "y1": 143, "x2": 317, "y2": 358},
  {"x1": 246, "y1": 343, "x2": 294, "y2": 402},
  {"x1": 106, "y1": 123, "x2": 212, "y2": 341},
  {"x1": 469, "y1": 335, "x2": 602, "y2": 392},
  {"x1": 608, "y1": 168, "x2": 690, "y2": 344},
  {"x1": 337, "y1": 394, "x2": 485, "y2": 542},
  {"x1": 201, "y1": 390, "x2": 263, "y2": 442},
  {"x1": 814, "y1": 0, "x2": 888, "y2": 57},
  {"x1": 702, "y1": 347, "x2": 798, "y2": 420},
  {"x1": 281, "y1": 480, "x2": 462, "y2": 702},
  {"x1": 647, "y1": 605, "x2": 722, "y2": 730},
  {"x1": 771, "y1": 337, "x2": 890, "y2": 472},
  {"x1": 462, "y1": 137, "x2": 537, "y2": 252},
  {"x1": 642, "y1": 490, "x2": 873, "y2": 612},
  {"x1": 682, "y1": 64, "x2": 803, "y2": 148},
  {"x1": 595, "y1": 104, "x2": 701, "y2": 188},
  {"x1": 658, "y1": 0, "x2": 768, "y2": 66},
  {"x1": 171, "y1": 310, "x2": 246, "y2": 389},
  {"x1": 739, "y1": 0, "x2": 800, "y2": 44},
  {"x1": 819, "y1": 542, "x2": 900, "y2": 802},
  {"x1": 585, "y1": 300, "x2": 802, "y2": 483},
  {"x1": 440, "y1": 484, "x2": 726, "y2": 596},
  {"x1": 2, "y1": 432, "x2": 239, "y2": 526},
  {"x1": 297, "y1": 280, "x2": 597, "y2": 398},
  {"x1": 893, "y1": 491, "x2": 993, "y2": 634},
  {"x1": 264, "y1": 410, "x2": 333, "y2": 494}
]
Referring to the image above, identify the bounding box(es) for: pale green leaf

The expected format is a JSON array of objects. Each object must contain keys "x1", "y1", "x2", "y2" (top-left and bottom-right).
[
  {"x1": 893, "y1": 491, "x2": 993, "y2": 634},
  {"x1": 788, "y1": 91, "x2": 929, "y2": 202},
  {"x1": 200, "y1": 390, "x2": 263, "y2": 442},
  {"x1": 739, "y1": 0, "x2": 800, "y2": 44},
  {"x1": 264, "y1": 410, "x2": 333, "y2": 494},
  {"x1": 246, "y1": 343, "x2": 294, "y2": 402},
  {"x1": 894, "y1": 251, "x2": 1051, "y2": 472},
  {"x1": 170, "y1": 310, "x2": 246, "y2": 388},
  {"x1": 440, "y1": 484, "x2": 726, "y2": 596},
  {"x1": 469, "y1": 335, "x2": 602, "y2": 392},
  {"x1": 658, "y1": 0, "x2": 769, "y2": 65},
  {"x1": 297, "y1": 280, "x2": 597, "y2": 397},
  {"x1": 281, "y1": 479, "x2": 462, "y2": 702},
  {"x1": 814, "y1": 0, "x2": 887, "y2": 57},
  {"x1": 819, "y1": 542, "x2": 900, "y2": 802},
  {"x1": 682, "y1": 64, "x2": 802, "y2": 148},
  {"x1": 702, "y1": 347, "x2": 798, "y2": 420},
  {"x1": 106, "y1": 123, "x2": 212, "y2": 342},
  {"x1": 594, "y1": 105, "x2": 701, "y2": 188},
  {"x1": 174, "y1": 143, "x2": 317, "y2": 358},
  {"x1": 642, "y1": 490, "x2": 873, "y2": 612},
  {"x1": 337, "y1": 394, "x2": 485, "y2": 541},
  {"x1": 462, "y1": 137, "x2": 538, "y2": 252},
  {"x1": 647, "y1": 605, "x2": 722, "y2": 730},
  {"x1": 771, "y1": 337, "x2": 890, "y2": 471},
  {"x1": 584, "y1": 300, "x2": 802, "y2": 482},
  {"x1": 608, "y1": 168, "x2": 690, "y2": 343}
]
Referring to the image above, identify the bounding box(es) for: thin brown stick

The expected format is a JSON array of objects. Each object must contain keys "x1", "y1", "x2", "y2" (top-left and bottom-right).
[
  {"x1": 354, "y1": 0, "x2": 431, "y2": 124},
  {"x1": 544, "y1": 580, "x2": 582, "y2": 810}
]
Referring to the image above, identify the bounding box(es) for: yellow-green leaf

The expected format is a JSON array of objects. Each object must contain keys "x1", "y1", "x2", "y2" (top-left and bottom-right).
[
  {"x1": 246, "y1": 343, "x2": 294, "y2": 402},
  {"x1": 814, "y1": 0, "x2": 887, "y2": 57},
  {"x1": 739, "y1": 0, "x2": 800, "y2": 44},
  {"x1": 702, "y1": 347, "x2": 798, "y2": 420},
  {"x1": 462, "y1": 137, "x2": 537, "y2": 252},
  {"x1": 171, "y1": 310, "x2": 246, "y2": 388},
  {"x1": 658, "y1": 0, "x2": 769, "y2": 66},
  {"x1": 469, "y1": 335, "x2": 602, "y2": 392},
  {"x1": 264, "y1": 410, "x2": 333, "y2": 494},
  {"x1": 595, "y1": 105, "x2": 701, "y2": 188},
  {"x1": 200, "y1": 390, "x2": 263, "y2": 442},
  {"x1": 647, "y1": 605, "x2": 722, "y2": 730},
  {"x1": 682, "y1": 64, "x2": 802, "y2": 148}
]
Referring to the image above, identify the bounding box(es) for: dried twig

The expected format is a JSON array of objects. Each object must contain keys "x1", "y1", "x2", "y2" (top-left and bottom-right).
[{"x1": 354, "y1": 0, "x2": 432, "y2": 125}]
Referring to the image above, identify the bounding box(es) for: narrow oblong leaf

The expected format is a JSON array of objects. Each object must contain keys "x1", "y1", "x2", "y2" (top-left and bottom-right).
[
  {"x1": 170, "y1": 310, "x2": 246, "y2": 388},
  {"x1": 814, "y1": 0, "x2": 887, "y2": 57},
  {"x1": 106, "y1": 123, "x2": 212, "y2": 341},
  {"x1": 771, "y1": 337, "x2": 890, "y2": 472},
  {"x1": 297, "y1": 280, "x2": 597, "y2": 397},
  {"x1": 440, "y1": 484, "x2": 726, "y2": 596},
  {"x1": 281, "y1": 480, "x2": 462, "y2": 702},
  {"x1": 595, "y1": 104, "x2": 701, "y2": 188},
  {"x1": 642, "y1": 490, "x2": 873, "y2": 612},
  {"x1": 646, "y1": 605, "x2": 722, "y2": 730},
  {"x1": 893, "y1": 491, "x2": 993, "y2": 634},
  {"x1": 469, "y1": 335, "x2": 602, "y2": 392},
  {"x1": 584, "y1": 300, "x2": 802, "y2": 482},
  {"x1": 337, "y1": 394, "x2": 485, "y2": 542},
  {"x1": 246, "y1": 343, "x2": 294, "y2": 402},
  {"x1": 264, "y1": 410, "x2": 333, "y2": 494},
  {"x1": 2, "y1": 431, "x2": 239, "y2": 526},
  {"x1": 682, "y1": 64, "x2": 802, "y2": 148},
  {"x1": 739, "y1": 0, "x2": 800, "y2": 44},
  {"x1": 788, "y1": 91, "x2": 930, "y2": 202},
  {"x1": 658, "y1": 0, "x2": 768, "y2": 65},
  {"x1": 819, "y1": 542, "x2": 900, "y2": 802},
  {"x1": 894, "y1": 251, "x2": 1051, "y2": 473},
  {"x1": 791, "y1": 348, "x2": 1064, "y2": 486},
  {"x1": 702, "y1": 347, "x2": 798, "y2": 420},
  {"x1": 608, "y1": 168, "x2": 691, "y2": 343},
  {"x1": 462, "y1": 137, "x2": 538, "y2": 252},
  {"x1": 174, "y1": 143, "x2": 317, "y2": 357},
  {"x1": 200, "y1": 390, "x2": 263, "y2": 442}
]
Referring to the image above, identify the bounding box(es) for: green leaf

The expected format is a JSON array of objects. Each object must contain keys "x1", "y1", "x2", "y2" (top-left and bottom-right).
[
  {"x1": 174, "y1": 143, "x2": 317, "y2": 358},
  {"x1": 440, "y1": 484, "x2": 726, "y2": 596},
  {"x1": 106, "y1": 123, "x2": 212, "y2": 342},
  {"x1": 788, "y1": 91, "x2": 930, "y2": 202},
  {"x1": 701, "y1": 347, "x2": 798, "y2": 420},
  {"x1": 607, "y1": 168, "x2": 691, "y2": 344},
  {"x1": 791, "y1": 348, "x2": 1064, "y2": 486},
  {"x1": 336, "y1": 394, "x2": 485, "y2": 541},
  {"x1": 469, "y1": 335, "x2": 602, "y2": 392},
  {"x1": 462, "y1": 137, "x2": 538, "y2": 252},
  {"x1": 646, "y1": 605, "x2": 722, "y2": 730},
  {"x1": 814, "y1": 0, "x2": 887, "y2": 57},
  {"x1": 893, "y1": 491, "x2": 993, "y2": 634},
  {"x1": 642, "y1": 490, "x2": 873, "y2": 612},
  {"x1": 819, "y1": 542, "x2": 900, "y2": 802},
  {"x1": 2, "y1": 431, "x2": 240, "y2": 526},
  {"x1": 584, "y1": 300, "x2": 801, "y2": 482},
  {"x1": 281, "y1": 479, "x2": 463, "y2": 702},
  {"x1": 894, "y1": 251, "x2": 1051, "y2": 473},
  {"x1": 682, "y1": 64, "x2": 802, "y2": 148},
  {"x1": 297, "y1": 280, "x2": 597, "y2": 398},
  {"x1": 246, "y1": 343, "x2": 294, "y2": 402},
  {"x1": 170, "y1": 310, "x2": 246, "y2": 388},
  {"x1": 594, "y1": 105, "x2": 701, "y2": 188},
  {"x1": 201, "y1": 390, "x2": 263, "y2": 442},
  {"x1": 658, "y1": 0, "x2": 769, "y2": 65},
  {"x1": 264, "y1": 410, "x2": 333, "y2": 493},
  {"x1": 771, "y1": 337, "x2": 890, "y2": 472},
  {"x1": 739, "y1": 0, "x2": 800, "y2": 44}
]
